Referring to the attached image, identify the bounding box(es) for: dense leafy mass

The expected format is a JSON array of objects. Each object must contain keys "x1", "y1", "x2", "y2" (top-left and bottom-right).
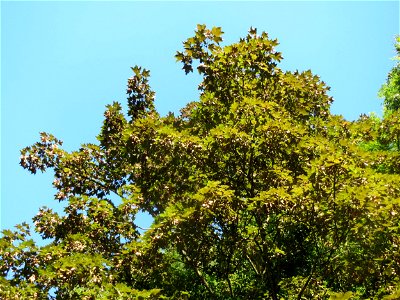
[{"x1": 1, "y1": 26, "x2": 400, "y2": 299}]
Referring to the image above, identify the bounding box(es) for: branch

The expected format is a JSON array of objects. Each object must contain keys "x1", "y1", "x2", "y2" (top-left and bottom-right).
[
  {"x1": 227, "y1": 275, "x2": 234, "y2": 298},
  {"x1": 136, "y1": 225, "x2": 151, "y2": 231},
  {"x1": 76, "y1": 172, "x2": 123, "y2": 208},
  {"x1": 297, "y1": 268, "x2": 314, "y2": 300},
  {"x1": 246, "y1": 254, "x2": 260, "y2": 276},
  {"x1": 180, "y1": 249, "x2": 215, "y2": 297}
]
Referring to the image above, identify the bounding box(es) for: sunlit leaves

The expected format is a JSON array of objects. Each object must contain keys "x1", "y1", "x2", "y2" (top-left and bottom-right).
[
  {"x1": 379, "y1": 36, "x2": 400, "y2": 113},
  {"x1": 3, "y1": 26, "x2": 400, "y2": 299},
  {"x1": 20, "y1": 132, "x2": 64, "y2": 174},
  {"x1": 126, "y1": 66, "x2": 156, "y2": 120}
]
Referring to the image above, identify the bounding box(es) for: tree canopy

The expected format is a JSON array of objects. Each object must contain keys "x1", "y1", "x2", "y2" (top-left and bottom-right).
[{"x1": 1, "y1": 25, "x2": 400, "y2": 299}]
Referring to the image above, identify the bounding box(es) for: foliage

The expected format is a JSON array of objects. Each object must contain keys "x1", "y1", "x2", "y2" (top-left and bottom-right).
[
  {"x1": 1, "y1": 25, "x2": 400, "y2": 299},
  {"x1": 379, "y1": 36, "x2": 400, "y2": 113}
]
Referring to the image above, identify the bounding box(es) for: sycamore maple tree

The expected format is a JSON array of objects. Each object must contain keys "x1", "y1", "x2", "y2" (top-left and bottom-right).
[{"x1": 1, "y1": 25, "x2": 400, "y2": 299}]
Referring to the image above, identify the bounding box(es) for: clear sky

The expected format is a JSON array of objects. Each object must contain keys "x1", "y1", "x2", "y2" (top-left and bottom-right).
[{"x1": 1, "y1": 1, "x2": 399, "y2": 237}]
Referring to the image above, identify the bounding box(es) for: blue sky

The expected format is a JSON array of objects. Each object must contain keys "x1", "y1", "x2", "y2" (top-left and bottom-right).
[{"x1": 1, "y1": 1, "x2": 399, "y2": 236}]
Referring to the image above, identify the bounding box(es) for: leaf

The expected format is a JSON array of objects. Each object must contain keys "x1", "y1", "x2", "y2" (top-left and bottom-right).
[{"x1": 329, "y1": 291, "x2": 353, "y2": 300}]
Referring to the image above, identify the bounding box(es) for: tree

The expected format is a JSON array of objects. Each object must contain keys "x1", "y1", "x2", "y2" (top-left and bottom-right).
[
  {"x1": 1, "y1": 25, "x2": 400, "y2": 299},
  {"x1": 379, "y1": 36, "x2": 400, "y2": 114}
]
